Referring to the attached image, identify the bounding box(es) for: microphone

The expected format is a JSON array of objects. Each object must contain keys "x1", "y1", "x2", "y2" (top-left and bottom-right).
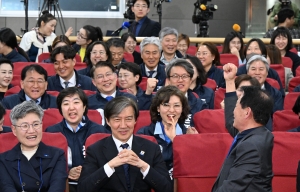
[
  {"x1": 232, "y1": 24, "x2": 245, "y2": 38},
  {"x1": 111, "y1": 22, "x2": 130, "y2": 35}
]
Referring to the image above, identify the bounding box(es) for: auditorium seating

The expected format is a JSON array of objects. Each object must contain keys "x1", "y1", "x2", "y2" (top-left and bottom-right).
[
  {"x1": 282, "y1": 57, "x2": 293, "y2": 69},
  {"x1": 42, "y1": 108, "x2": 63, "y2": 131},
  {"x1": 193, "y1": 109, "x2": 227, "y2": 133},
  {"x1": 203, "y1": 78, "x2": 217, "y2": 91},
  {"x1": 138, "y1": 77, "x2": 148, "y2": 91},
  {"x1": 4, "y1": 86, "x2": 21, "y2": 97},
  {"x1": 134, "y1": 110, "x2": 151, "y2": 133},
  {"x1": 220, "y1": 54, "x2": 239, "y2": 67},
  {"x1": 10, "y1": 75, "x2": 22, "y2": 87},
  {"x1": 46, "y1": 91, "x2": 60, "y2": 97},
  {"x1": 284, "y1": 92, "x2": 300, "y2": 110},
  {"x1": 214, "y1": 87, "x2": 226, "y2": 109},
  {"x1": 13, "y1": 62, "x2": 56, "y2": 76},
  {"x1": 288, "y1": 76, "x2": 300, "y2": 92},
  {"x1": 38, "y1": 52, "x2": 82, "y2": 63},
  {"x1": 123, "y1": 52, "x2": 134, "y2": 62},
  {"x1": 270, "y1": 64, "x2": 285, "y2": 88},
  {"x1": 74, "y1": 62, "x2": 87, "y2": 70},
  {"x1": 186, "y1": 45, "x2": 197, "y2": 56},
  {"x1": 173, "y1": 133, "x2": 232, "y2": 192},
  {"x1": 266, "y1": 78, "x2": 280, "y2": 90},
  {"x1": 273, "y1": 110, "x2": 300, "y2": 132}
]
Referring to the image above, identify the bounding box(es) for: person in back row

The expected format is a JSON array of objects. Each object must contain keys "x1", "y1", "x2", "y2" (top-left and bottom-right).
[
  {"x1": 2, "y1": 64, "x2": 57, "y2": 109},
  {"x1": 47, "y1": 45, "x2": 97, "y2": 92},
  {"x1": 46, "y1": 87, "x2": 108, "y2": 192},
  {"x1": 0, "y1": 103, "x2": 11, "y2": 133},
  {"x1": 106, "y1": 38, "x2": 125, "y2": 69},
  {"x1": 0, "y1": 58, "x2": 14, "y2": 101}
]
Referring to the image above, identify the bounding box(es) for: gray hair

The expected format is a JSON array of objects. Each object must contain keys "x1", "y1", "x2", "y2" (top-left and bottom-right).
[
  {"x1": 165, "y1": 58, "x2": 194, "y2": 78},
  {"x1": 246, "y1": 54, "x2": 270, "y2": 72},
  {"x1": 139, "y1": 37, "x2": 162, "y2": 53},
  {"x1": 10, "y1": 101, "x2": 44, "y2": 125},
  {"x1": 159, "y1": 27, "x2": 179, "y2": 42},
  {"x1": 104, "y1": 96, "x2": 139, "y2": 121}
]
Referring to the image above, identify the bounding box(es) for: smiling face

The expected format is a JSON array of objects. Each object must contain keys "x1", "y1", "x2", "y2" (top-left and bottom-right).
[
  {"x1": 90, "y1": 44, "x2": 108, "y2": 66},
  {"x1": 61, "y1": 94, "x2": 86, "y2": 129},
  {"x1": 246, "y1": 41, "x2": 262, "y2": 55},
  {"x1": 229, "y1": 37, "x2": 241, "y2": 51},
  {"x1": 196, "y1": 45, "x2": 215, "y2": 70},
  {"x1": 157, "y1": 95, "x2": 182, "y2": 126},
  {"x1": 106, "y1": 106, "x2": 136, "y2": 143},
  {"x1": 177, "y1": 39, "x2": 188, "y2": 56},
  {"x1": 125, "y1": 37, "x2": 137, "y2": 54},
  {"x1": 92, "y1": 66, "x2": 117, "y2": 95},
  {"x1": 141, "y1": 44, "x2": 161, "y2": 70},
  {"x1": 53, "y1": 53, "x2": 75, "y2": 81},
  {"x1": 76, "y1": 28, "x2": 88, "y2": 46},
  {"x1": 118, "y1": 68, "x2": 139, "y2": 89},
  {"x1": 168, "y1": 66, "x2": 192, "y2": 94},
  {"x1": 12, "y1": 113, "x2": 42, "y2": 151},
  {"x1": 0, "y1": 63, "x2": 13, "y2": 88},
  {"x1": 247, "y1": 60, "x2": 268, "y2": 86},
  {"x1": 274, "y1": 35, "x2": 288, "y2": 52},
  {"x1": 21, "y1": 70, "x2": 48, "y2": 100},
  {"x1": 161, "y1": 34, "x2": 178, "y2": 55},
  {"x1": 40, "y1": 19, "x2": 56, "y2": 36}
]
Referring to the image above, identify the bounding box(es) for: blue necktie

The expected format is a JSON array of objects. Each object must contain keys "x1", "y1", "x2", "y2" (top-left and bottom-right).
[
  {"x1": 121, "y1": 143, "x2": 131, "y2": 191},
  {"x1": 227, "y1": 135, "x2": 238, "y2": 158},
  {"x1": 148, "y1": 71, "x2": 155, "y2": 78},
  {"x1": 106, "y1": 96, "x2": 114, "y2": 101},
  {"x1": 64, "y1": 81, "x2": 70, "y2": 88}
]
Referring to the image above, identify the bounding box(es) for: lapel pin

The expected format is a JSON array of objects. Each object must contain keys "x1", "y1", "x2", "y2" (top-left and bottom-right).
[{"x1": 140, "y1": 151, "x2": 145, "y2": 156}]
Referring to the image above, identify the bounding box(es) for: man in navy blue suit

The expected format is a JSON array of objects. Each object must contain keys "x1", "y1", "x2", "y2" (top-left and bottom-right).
[
  {"x1": 128, "y1": 0, "x2": 161, "y2": 37},
  {"x1": 47, "y1": 46, "x2": 96, "y2": 92}
]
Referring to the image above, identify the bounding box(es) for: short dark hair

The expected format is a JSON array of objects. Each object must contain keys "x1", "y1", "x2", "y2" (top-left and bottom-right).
[
  {"x1": 235, "y1": 74, "x2": 261, "y2": 89},
  {"x1": 0, "y1": 103, "x2": 6, "y2": 120},
  {"x1": 165, "y1": 58, "x2": 194, "y2": 79},
  {"x1": 199, "y1": 42, "x2": 221, "y2": 66},
  {"x1": 244, "y1": 38, "x2": 267, "y2": 58},
  {"x1": 132, "y1": 0, "x2": 150, "y2": 8},
  {"x1": 150, "y1": 85, "x2": 190, "y2": 124},
  {"x1": 50, "y1": 45, "x2": 76, "y2": 62},
  {"x1": 52, "y1": 35, "x2": 71, "y2": 48},
  {"x1": 82, "y1": 25, "x2": 103, "y2": 42},
  {"x1": 90, "y1": 61, "x2": 115, "y2": 79},
  {"x1": 104, "y1": 96, "x2": 139, "y2": 121},
  {"x1": 121, "y1": 32, "x2": 137, "y2": 43},
  {"x1": 56, "y1": 87, "x2": 88, "y2": 116},
  {"x1": 0, "y1": 58, "x2": 13, "y2": 70},
  {"x1": 239, "y1": 86, "x2": 273, "y2": 125},
  {"x1": 85, "y1": 41, "x2": 112, "y2": 68},
  {"x1": 107, "y1": 38, "x2": 125, "y2": 49},
  {"x1": 292, "y1": 95, "x2": 300, "y2": 115},
  {"x1": 270, "y1": 26, "x2": 293, "y2": 51},
  {"x1": 37, "y1": 10, "x2": 56, "y2": 27},
  {"x1": 21, "y1": 64, "x2": 48, "y2": 81},
  {"x1": 117, "y1": 62, "x2": 142, "y2": 85},
  {"x1": 185, "y1": 55, "x2": 207, "y2": 85},
  {"x1": 278, "y1": 8, "x2": 294, "y2": 23},
  {"x1": 222, "y1": 31, "x2": 245, "y2": 61}
]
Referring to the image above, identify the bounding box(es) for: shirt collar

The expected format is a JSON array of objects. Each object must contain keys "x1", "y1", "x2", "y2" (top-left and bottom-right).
[
  {"x1": 261, "y1": 84, "x2": 265, "y2": 90},
  {"x1": 64, "y1": 116, "x2": 86, "y2": 133},
  {"x1": 160, "y1": 52, "x2": 178, "y2": 65},
  {"x1": 25, "y1": 94, "x2": 41, "y2": 104},
  {"x1": 154, "y1": 122, "x2": 183, "y2": 141},
  {"x1": 112, "y1": 134, "x2": 133, "y2": 152},
  {"x1": 137, "y1": 16, "x2": 147, "y2": 25},
  {"x1": 145, "y1": 65, "x2": 158, "y2": 77},
  {"x1": 100, "y1": 90, "x2": 117, "y2": 99},
  {"x1": 59, "y1": 71, "x2": 76, "y2": 88}
]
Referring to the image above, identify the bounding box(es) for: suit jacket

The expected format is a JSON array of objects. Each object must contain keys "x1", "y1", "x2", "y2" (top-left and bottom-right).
[
  {"x1": 128, "y1": 17, "x2": 161, "y2": 37},
  {"x1": 0, "y1": 142, "x2": 67, "y2": 192},
  {"x1": 77, "y1": 135, "x2": 172, "y2": 192},
  {"x1": 140, "y1": 62, "x2": 166, "y2": 91}
]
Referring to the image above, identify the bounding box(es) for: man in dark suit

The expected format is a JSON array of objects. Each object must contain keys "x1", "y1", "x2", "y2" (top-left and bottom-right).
[
  {"x1": 128, "y1": 0, "x2": 161, "y2": 37},
  {"x1": 47, "y1": 45, "x2": 97, "y2": 92},
  {"x1": 212, "y1": 63, "x2": 274, "y2": 192},
  {"x1": 78, "y1": 96, "x2": 172, "y2": 192}
]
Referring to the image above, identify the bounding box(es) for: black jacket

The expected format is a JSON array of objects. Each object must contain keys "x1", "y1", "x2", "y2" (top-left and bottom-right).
[{"x1": 128, "y1": 16, "x2": 161, "y2": 37}]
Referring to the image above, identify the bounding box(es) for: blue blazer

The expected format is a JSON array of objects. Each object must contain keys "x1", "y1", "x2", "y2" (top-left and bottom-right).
[
  {"x1": 47, "y1": 70, "x2": 97, "y2": 92},
  {"x1": 0, "y1": 142, "x2": 67, "y2": 192},
  {"x1": 77, "y1": 65, "x2": 93, "y2": 77},
  {"x1": 1, "y1": 89, "x2": 57, "y2": 110},
  {"x1": 193, "y1": 84, "x2": 215, "y2": 109},
  {"x1": 140, "y1": 62, "x2": 166, "y2": 91},
  {"x1": 128, "y1": 16, "x2": 161, "y2": 37},
  {"x1": 88, "y1": 89, "x2": 137, "y2": 110},
  {"x1": 265, "y1": 81, "x2": 283, "y2": 113},
  {"x1": 0, "y1": 126, "x2": 12, "y2": 133},
  {"x1": 207, "y1": 65, "x2": 225, "y2": 88}
]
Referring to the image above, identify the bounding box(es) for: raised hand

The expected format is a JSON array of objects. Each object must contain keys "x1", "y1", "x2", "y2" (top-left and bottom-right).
[
  {"x1": 145, "y1": 78, "x2": 158, "y2": 95},
  {"x1": 223, "y1": 63, "x2": 237, "y2": 81}
]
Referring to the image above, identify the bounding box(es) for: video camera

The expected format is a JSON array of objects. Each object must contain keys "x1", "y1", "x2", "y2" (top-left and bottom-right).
[{"x1": 124, "y1": 0, "x2": 135, "y2": 20}]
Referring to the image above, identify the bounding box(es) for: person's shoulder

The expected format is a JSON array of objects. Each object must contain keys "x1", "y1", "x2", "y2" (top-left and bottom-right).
[
  {"x1": 137, "y1": 123, "x2": 155, "y2": 135},
  {"x1": 87, "y1": 120, "x2": 108, "y2": 133},
  {"x1": 39, "y1": 142, "x2": 65, "y2": 156},
  {"x1": 45, "y1": 122, "x2": 64, "y2": 132}
]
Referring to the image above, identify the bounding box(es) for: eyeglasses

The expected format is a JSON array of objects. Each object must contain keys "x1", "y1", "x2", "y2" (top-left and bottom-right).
[
  {"x1": 26, "y1": 80, "x2": 46, "y2": 86},
  {"x1": 13, "y1": 121, "x2": 42, "y2": 131},
  {"x1": 118, "y1": 74, "x2": 131, "y2": 80},
  {"x1": 169, "y1": 74, "x2": 190, "y2": 81},
  {"x1": 134, "y1": 4, "x2": 148, "y2": 9},
  {"x1": 91, "y1": 51, "x2": 106, "y2": 56},
  {"x1": 95, "y1": 71, "x2": 114, "y2": 80},
  {"x1": 161, "y1": 103, "x2": 182, "y2": 110},
  {"x1": 77, "y1": 32, "x2": 87, "y2": 40}
]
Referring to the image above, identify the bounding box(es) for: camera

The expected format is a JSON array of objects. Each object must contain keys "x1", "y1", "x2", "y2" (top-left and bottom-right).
[{"x1": 124, "y1": 0, "x2": 135, "y2": 20}]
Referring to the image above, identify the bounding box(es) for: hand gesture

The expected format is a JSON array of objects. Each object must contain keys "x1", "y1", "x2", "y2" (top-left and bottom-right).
[
  {"x1": 223, "y1": 63, "x2": 237, "y2": 81},
  {"x1": 163, "y1": 116, "x2": 177, "y2": 142},
  {"x1": 65, "y1": 27, "x2": 73, "y2": 37},
  {"x1": 230, "y1": 47, "x2": 240, "y2": 58},
  {"x1": 186, "y1": 126, "x2": 198, "y2": 134},
  {"x1": 68, "y1": 165, "x2": 82, "y2": 180},
  {"x1": 118, "y1": 149, "x2": 149, "y2": 171},
  {"x1": 145, "y1": 78, "x2": 158, "y2": 95}
]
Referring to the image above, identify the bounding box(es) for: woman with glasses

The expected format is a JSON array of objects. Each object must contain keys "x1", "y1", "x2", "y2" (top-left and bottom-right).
[
  {"x1": 78, "y1": 41, "x2": 111, "y2": 77},
  {"x1": 222, "y1": 31, "x2": 246, "y2": 65},
  {"x1": 137, "y1": 85, "x2": 197, "y2": 175},
  {"x1": 121, "y1": 32, "x2": 143, "y2": 65},
  {"x1": 72, "y1": 25, "x2": 103, "y2": 62},
  {"x1": 0, "y1": 101, "x2": 68, "y2": 191}
]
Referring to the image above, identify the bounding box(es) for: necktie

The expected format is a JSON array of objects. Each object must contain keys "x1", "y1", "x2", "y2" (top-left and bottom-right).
[
  {"x1": 133, "y1": 22, "x2": 139, "y2": 36},
  {"x1": 148, "y1": 71, "x2": 155, "y2": 78},
  {"x1": 64, "y1": 81, "x2": 70, "y2": 88},
  {"x1": 227, "y1": 135, "x2": 238, "y2": 158},
  {"x1": 106, "y1": 96, "x2": 114, "y2": 101},
  {"x1": 121, "y1": 143, "x2": 131, "y2": 192}
]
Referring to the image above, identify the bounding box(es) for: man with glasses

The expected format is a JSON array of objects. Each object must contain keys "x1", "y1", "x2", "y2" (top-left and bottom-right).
[
  {"x1": 47, "y1": 46, "x2": 97, "y2": 91},
  {"x1": 88, "y1": 61, "x2": 137, "y2": 113},
  {"x1": 129, "y1": 0, "x2": 161, "y2": 37},
  {"x1": 1, "y1": 64, "x2": 57, "y2": 109},
  {"x1": 166, "y1": 59, "x2": 208, "y2": 128}
]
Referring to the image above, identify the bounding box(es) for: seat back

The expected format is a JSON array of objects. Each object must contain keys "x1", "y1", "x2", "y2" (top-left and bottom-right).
[
  {"x1": 87, "y1": 110, "x2": 102, "y2": 125},
  {"x1": 134, "y1": 110, "x2": 151, "y2": 133},
  {"x1": 38, "y1": 53, "x2": 51, "y2": 62},
  {"x1": 3, "y1": 109, "x2": 11, "y2": 127},
  {"x1": 273, "y1": 110, "x2": 300, "y2": 131},
  {"x1": 43, "y1": 108, "x2": 63, "y2": 131},
  {"x1": 186, "y1": 46, "x2": 197, "y2": 56},
  {"x1": 270, "y1": 64, "x2": 285, "y2": 88},
  {"x1": 11, "y1": 75, "x2": 22, "y2": 87},
  {"x1": 123, "y1": 52, "x2": 134, "y2": 62},
  {"x1": 220, "y1": 54, "x2": 239, "y2": 67},
  {"x1": 266, "y1": 78, "x2": 280, "y2": 90},
  {"x1": 203, "y1": 78, "x2": 217, "y2": 91},
  {"x1": 138, "y1": 77, "x2": 148, "y2": 91},
  {"x1": 83, "y1": 90, "x2": 96, "y2": 96},
  {"x1": 46, "y1": 91, "x2": 60, "y2": 97},
  {"x1": 216, "y1": 45, "x2": 223, "y2": 53},
  {"x1": 272, "y1": 132, "x2": 300, "y2": 192},
  {"x1": 284, "y1": 92, "x2": 300, "y2": 110},
  {"x1": 74, "y1": 62, "x2": 87, "y2": 70},
  {"x1": 173, "y1": 133, "x2": 232, "y2": 192},
  {"x1": 4, "y1": 86, "x2": 21, "y2": 97},
  {"x1": 193, "y1": 109, "x2": 227, "y2": 133},
  {"x1": 134, "y1": 45, "x2": 140, "y2": 53},
  {"x1": 289, "y1": 48, "x2": 298, "y2": 55},
  {"x1": 13, "y1": 62, "x2": 56, "y2": 76},
  {"x1": 282, "y1": 57, "x2": 293, "y2": 69},
  {"x1": 75, "y1": 54, "x2": 82, "y2": 62},
  {"x1": 214, "y1": 88, "x2": 226, "y2": 109},
  {"x1": 288, "y1": 76, "x2": 300, "y2": 92}
]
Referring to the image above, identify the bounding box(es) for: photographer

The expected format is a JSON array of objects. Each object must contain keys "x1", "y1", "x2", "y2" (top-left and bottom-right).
[
  {"x1": 128, "y1": 0, "x2": 161, "y2": 37},
  {"x1": 269, "y1": 0, "x2": 299, "y2": 28}
]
